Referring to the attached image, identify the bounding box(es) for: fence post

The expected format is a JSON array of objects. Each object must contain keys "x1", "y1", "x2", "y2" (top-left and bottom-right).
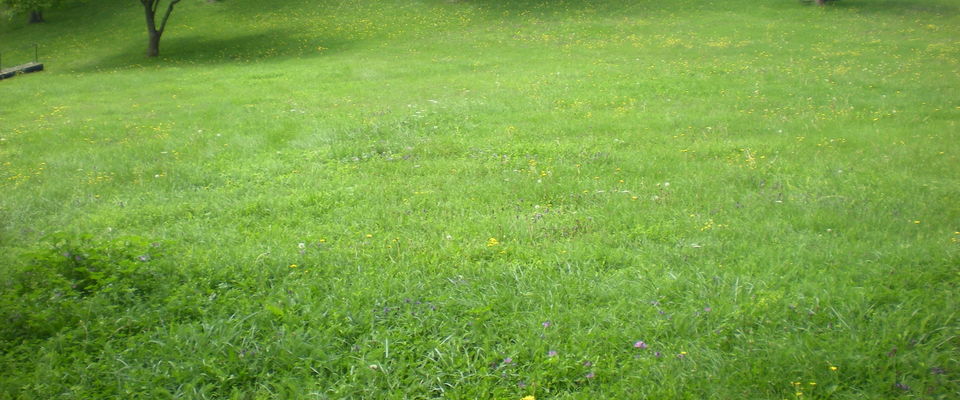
[{"x1": 34, "y1": 44, "x2": 38, "y2": 63}]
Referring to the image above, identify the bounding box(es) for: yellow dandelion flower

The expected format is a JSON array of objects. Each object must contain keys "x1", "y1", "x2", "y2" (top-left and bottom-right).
[
  {"x1": 829, "y1": 366, "x2": 838, "y2": 371},
  {"x1": 289, "y1": 264, "x2": 297, "y2": 268},
  {"x1": 522, "y1": 396, "x2": 535, "y2": 400}
]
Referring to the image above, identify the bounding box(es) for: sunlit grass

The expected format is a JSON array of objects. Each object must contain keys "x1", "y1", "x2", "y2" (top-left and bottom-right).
[{"x1": 1, "y1": 0, "x2": 958, "y2": 398}]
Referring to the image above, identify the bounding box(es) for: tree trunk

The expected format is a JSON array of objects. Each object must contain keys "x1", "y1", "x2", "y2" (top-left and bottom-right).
[
  {"x1": 147, "y1": 31, "x2": 162, "y2": 57},
  {"x1": 141, "y1": 0, "x2": 182, "y2": 57},
  {"x1": 144, "y1": 2, "x2": 161, "y2": 57},
  {"x1": 29, "y1": 10, "x2": 44, "y2": 23}
]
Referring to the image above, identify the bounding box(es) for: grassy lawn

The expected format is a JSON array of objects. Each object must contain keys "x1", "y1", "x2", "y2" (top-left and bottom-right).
[{"x1": 1, "y1": 0, "x2": 958, "y2": 398}]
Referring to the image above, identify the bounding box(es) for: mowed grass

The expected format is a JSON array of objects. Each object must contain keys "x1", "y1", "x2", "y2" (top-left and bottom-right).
[{"x1": 1, "y1": 0, "x2": 958, "y2": 398}]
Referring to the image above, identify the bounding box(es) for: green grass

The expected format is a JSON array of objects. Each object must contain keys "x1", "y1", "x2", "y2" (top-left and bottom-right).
[{"x1": 1, "y1": 0, "x2": 958, "y2": 398}]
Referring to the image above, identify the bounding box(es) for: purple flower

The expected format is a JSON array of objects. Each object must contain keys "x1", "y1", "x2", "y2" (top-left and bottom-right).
[
  {"x1": 894, "y1": 382, "x2": 911, "y2": 391},
  {"x1": 634, "y1": 341, "x2": 648, "y2": 349},
  {"x1": 585, "y1": 372, "x2": 596, "y2": 379},
  {"x1": 503, "y1": 357, "x2": 513, "y2": 364},
  {"x1": 703, "y1": 306, "x2": 712, "y2": 312},
  {"x1": 542, "y1": 321, "x2": 552, "y2": 328},
  {"x1": 517, "y1": 382, "x2": 527, "y2": 388},
  {"x1": 547, "y1": 350, "x2": 558, "y2": 357},
  {"x1": 654, "y1": 351, "x2": 662, "y2": 358},
  {"x1": 138, "y1": 255, "x2": 150, "y2": 262},
  {"x1": 583, "y1": 361, "x2": 593, "y2": 367}
]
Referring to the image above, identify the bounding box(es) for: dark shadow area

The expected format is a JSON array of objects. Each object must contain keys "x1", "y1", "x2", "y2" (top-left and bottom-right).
[
  {"x1": 0, "y1": 0, "x2": 127, "y2": 35},
  {"x1": 828, "y1": 0, "x2": 958, "y2": 15},
  {"x1": 71, "y1": 29, "x2": 354, "y2": 73},
  {"x1": 453, "y1": 0, "x2": 610, "y2": 11},
  {"x1": 215, "y1": 0, "x2": 341, "y2": 19},
  {"x1": 442, "y1": 0, "x2": 675, "y2": 21}
]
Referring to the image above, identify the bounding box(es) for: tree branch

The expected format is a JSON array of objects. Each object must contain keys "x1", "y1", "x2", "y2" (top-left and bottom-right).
[{"x1": 157, "y1": 0, "x2": 181, "y2": 35}]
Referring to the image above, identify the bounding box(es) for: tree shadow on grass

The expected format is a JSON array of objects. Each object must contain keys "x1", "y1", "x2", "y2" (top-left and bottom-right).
[
  {"x1": 829, "y1": 0, "x2": 959, "y2": 16},
  {"x1": 458, "y1": 0, "x2": 958, "y2": 17},
  {"x1": 454, "y1": 0, "x2": 673, "y2": 12},
  {"x1": 72, "y1": 29, "x2": 353, "y2": 73}
]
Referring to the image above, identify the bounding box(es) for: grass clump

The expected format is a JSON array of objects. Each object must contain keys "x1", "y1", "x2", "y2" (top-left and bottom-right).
[{"x1": 0, "y1": 235, "x2": 174, "y2": 345}]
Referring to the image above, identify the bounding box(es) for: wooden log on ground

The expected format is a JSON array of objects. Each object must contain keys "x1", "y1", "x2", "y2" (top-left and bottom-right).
[{"x1": 0, "y1": 62, "x2": 44, "y2": 80}]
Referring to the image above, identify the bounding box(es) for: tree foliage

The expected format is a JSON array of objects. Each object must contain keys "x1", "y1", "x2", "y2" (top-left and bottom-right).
[{"x1": 0, "y1": 0, "x2": 63, "y2": 23}]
